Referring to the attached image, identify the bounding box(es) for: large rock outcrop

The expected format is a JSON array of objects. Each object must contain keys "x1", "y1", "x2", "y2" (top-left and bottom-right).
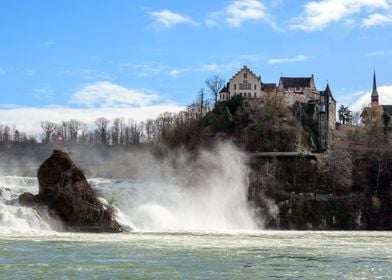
[{"x1": 20, "y1": 150, "x2": 122, "y2": 232}]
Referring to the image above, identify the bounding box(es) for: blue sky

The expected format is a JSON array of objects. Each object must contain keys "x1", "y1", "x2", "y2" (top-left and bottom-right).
[{"x1": 1, "y1": 0, "x2": 392, "y2": 135}]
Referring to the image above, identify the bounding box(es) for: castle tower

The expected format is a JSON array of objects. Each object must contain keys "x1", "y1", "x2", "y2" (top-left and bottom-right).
[{"x1": 371, "y1": 71, "x2": 379, "y2": 106}]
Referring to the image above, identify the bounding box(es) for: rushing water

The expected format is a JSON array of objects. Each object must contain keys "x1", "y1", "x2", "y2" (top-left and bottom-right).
[{"x1": 1, "y1": 173, "x2": 391, "y2": 279}]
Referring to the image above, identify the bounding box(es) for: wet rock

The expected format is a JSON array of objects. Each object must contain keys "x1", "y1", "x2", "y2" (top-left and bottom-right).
[
  {"x1": 20, "y1": 150, "x2": 122, "y2": 232},
  {"x1": 19, "y1": 192, "x2": 40, "y2": 207}
]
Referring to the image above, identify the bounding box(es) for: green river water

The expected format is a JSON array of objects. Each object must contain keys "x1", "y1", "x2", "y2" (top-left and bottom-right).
[{"x1": 0, "y1": 231, "x2": 391, "y2": 279}]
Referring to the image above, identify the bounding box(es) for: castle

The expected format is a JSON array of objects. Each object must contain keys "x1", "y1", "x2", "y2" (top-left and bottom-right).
[{"x1": 219, "y1": 66, "x2": 337, "y2": 150}]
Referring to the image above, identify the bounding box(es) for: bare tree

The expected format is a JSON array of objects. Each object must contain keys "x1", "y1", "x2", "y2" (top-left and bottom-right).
[
  {"x1": 206, "y1": 75, "x2": 225, "y2": 103},
  {"x1": 79, "y1": 124, "x2": 89, "y2": 144},
  {"x1": 40, "y1": 121, "x2": 57, "y2": 143},
  {"x1": 351, "y1": 111, "x2": 361, "y2": 126},
  {"x1": 111, "y1": 118, "x2": 122, "y2": 145},
  {"x1": 68, "y1": 119, "x2": 83, "y2": 143},
  {"x1": 143, "y1": 118, "x2": 155, "y2": 143},
  {"x1": 94, "y1": 117, "x2": 110, "y2": 145},
  {"x1": 13, "y1": 130, "x2": 20, "y2": 142},
  {"x1": 127, "y1": 120, "x2": 143, "y2": 144},
  {"x1": 2, "y1": 125, "x2": 10, "y2": 143}
]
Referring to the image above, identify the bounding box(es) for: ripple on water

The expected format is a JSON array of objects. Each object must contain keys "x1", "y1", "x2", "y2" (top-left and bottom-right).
[{"x1": 0, "y1": 231, "x2": 391, "y2": 279}]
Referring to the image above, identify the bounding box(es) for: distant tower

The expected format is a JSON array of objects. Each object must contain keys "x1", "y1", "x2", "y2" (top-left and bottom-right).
[{"x1": 371, "y1": 71, "x2": 379, "y2": 106}]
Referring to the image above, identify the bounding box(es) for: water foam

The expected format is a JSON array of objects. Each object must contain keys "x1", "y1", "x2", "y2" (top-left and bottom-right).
[
  {"x1": 0, "y1": 142, "x2": 258, "y2": 233},
  {"x1": 94, "y1": 143, "x2": 258, "y2": 232},
  {"x1": 0, "y1": 176, "x2": 56, "y2": 233}
]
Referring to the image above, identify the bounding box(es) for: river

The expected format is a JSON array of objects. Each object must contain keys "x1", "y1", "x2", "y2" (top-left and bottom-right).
[{"x1": 1, "y1": 173, "x2": 391, "y2": 279}]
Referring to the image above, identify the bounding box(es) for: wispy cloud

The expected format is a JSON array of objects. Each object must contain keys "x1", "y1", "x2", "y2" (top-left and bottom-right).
[
  {"x1": 290, "y1": 0, "x2": 391, "y2": 31},
  {"x1": 123, "y1": 61, "x2": 241, "y2": 78},
  {"x1": 122, "y1": 62, "x2": 166, "y2": 77},
  {"x1": 268, "y1": 54, "x2": 309, "y2": 65},
  {"x1": 44, "y1": 40, "x2": 56, "y2": 46},
  {"x1": 25, "y1": 69, "x2": 36, "y2": 76},
  {"x1": 59, "y1": 69, "x2": 114, "y2": 81},
  {"x1": 169, "y1": 68, "x2": 189, "y2": 78},
  {"x1": 367, "y1": 50, "x2": 385, "y2": 56},
  {"x1": 196, "y1": 61, "x2": 241, "y2": 73},
  {"x1": 362, "y1": 12, "x2": 392, "y2": 27},
  {"x1": 0, "y1": 68, "x2": 6, "y2": 75},
  {"x1": 150, "y1": 10, "x2": 199, "y2": 29},
  {"x1": 206, "y1": 0, "x2": 276, "y2": 28},
  {"x1": 70, "y1": 81, "x2": 159, "y2": 108},
  {"x1": 33, "y1": 87, "x2": 53, "y2": 100}
]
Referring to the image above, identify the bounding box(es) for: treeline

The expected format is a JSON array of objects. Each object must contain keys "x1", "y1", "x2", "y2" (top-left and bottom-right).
[
  {"x1": 0, "y1": 98, "x2": 213, "y2": 147},
  {"x1": 0, "y1": 124, "x2": 34, "y2": 143},
  {"x1": 0, "y1": 75, "x2": 226, "y2": 147}
]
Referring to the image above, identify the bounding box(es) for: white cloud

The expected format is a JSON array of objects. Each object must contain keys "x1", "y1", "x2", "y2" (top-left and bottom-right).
[
  {"x1": 367, "y1": 51, "x2": 385, "y2": 56},
  {"x1": 25, "y1": 69, "x2": 36, "y2": 76},
  {"x1": 33, "y1": 87, "x2": 53, "y2": 99},
  {"x1": 169, "y1": 68, "x2": 189, "y2": 78},
  {"x1": 291, "y1": 0, "x2": 391, "y2": 31},
  {"x1": 349, "y1": 85, "x2": 392, "y2": 112},
  {"x1": 0, "y1": 81, "x2": 184, "y2": 136},
  {"x1": 197, "y1": 62, "x2": 241, "y2": 73},
  {"x1": 206, "y1": 0, "x2": 274, "y2": 28},
  {"x1": 150, "y1": 10, "x2": 199, "y2": 29},
  {"x1": 59, "y1": 69, "x2": 113, "y2": 81},
  {"x1": 0, "y1": 104, "x2": 184, "y2": 136},
  {"x1": 362, "y1": 12, "x2": 392, "y2": 27},
  {"x1": 44, "y1": 41, "x2": 56, "y2": 46},
  {"x1": 70, "y1": 81, "x2": 159, "y2": 108},
  {"x1": 268, "y1": 54, "x2": 309, "y2": 65},
  {"x1": 122, "y1": 62, "x2": 165, "y2": 77}
]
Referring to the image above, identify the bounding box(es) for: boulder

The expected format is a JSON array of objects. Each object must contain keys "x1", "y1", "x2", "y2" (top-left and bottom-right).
[
  {"x1": 19, "y1": 192, "x2": 40, "y2": 207},
  {"x1": 21, "y1": 150, "x2": 122, "y2": 232}
]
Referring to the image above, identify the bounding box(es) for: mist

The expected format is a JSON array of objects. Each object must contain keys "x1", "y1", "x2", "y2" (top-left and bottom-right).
[
  {"x1": 1, "y1": 141, "x2": 261, "y2": 232},
  {"x1": 94, "y1": 142, "x2": 259, "y2": 231}
]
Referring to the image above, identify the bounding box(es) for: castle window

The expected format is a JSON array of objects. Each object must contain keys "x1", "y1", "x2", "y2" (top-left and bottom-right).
[
  {"x1": 254, "y1": 93, "x2": 257, "y2": 98},
  {"x1": 254, "y1": 84, "x2": 257, "y2": 90},
  {"x1": 234, "y1": 84, "x2": 237, "y2": 90},
  {"x1": 240, "y1": 82, "x2": 252, "y2": 90},
  {"x1": 244, "y1": 72, "x2": 247, "y2": 79}
]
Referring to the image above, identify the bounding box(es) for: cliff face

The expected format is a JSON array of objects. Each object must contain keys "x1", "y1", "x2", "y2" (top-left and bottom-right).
[{"x1": 248, "y1": 155, "x2": 392, "y2": 230}]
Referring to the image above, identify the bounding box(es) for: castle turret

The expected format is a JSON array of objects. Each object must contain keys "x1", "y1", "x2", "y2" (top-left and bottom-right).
[{"x1": 371, "y1": 71, "x2": 379, "y2": 106}]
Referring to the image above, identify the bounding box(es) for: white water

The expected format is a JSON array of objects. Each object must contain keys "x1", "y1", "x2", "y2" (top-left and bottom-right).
[
  {"x1": 0, "y1": 143, "x2": 258, "y2": 233},
  {"x1": 0, "y1": 176, "x2": 54, "y2": 233}
]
